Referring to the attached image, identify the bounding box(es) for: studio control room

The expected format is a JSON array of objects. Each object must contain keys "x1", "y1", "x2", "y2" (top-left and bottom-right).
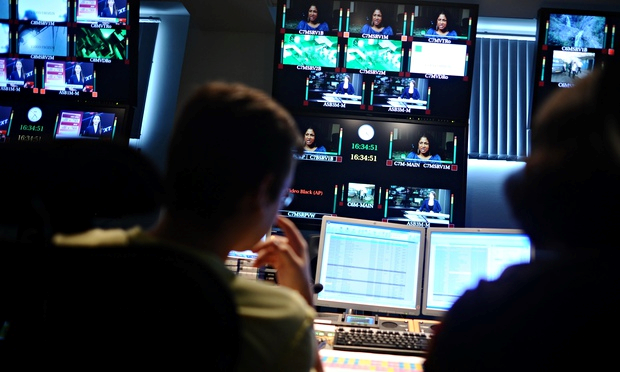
[{"x1": 1, "y1": 0, "x2": 619, "y2": 370}]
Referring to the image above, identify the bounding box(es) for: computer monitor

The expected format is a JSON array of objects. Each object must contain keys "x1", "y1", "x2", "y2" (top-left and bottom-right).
[
  {"x1": 314, "y1": 215, "x2": 426, "y2": 316},
  {"x1": 421, "y1": 227, "x2": 534, "y2": 318}
]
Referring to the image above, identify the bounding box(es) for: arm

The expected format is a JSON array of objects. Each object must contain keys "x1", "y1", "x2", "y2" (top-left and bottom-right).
[
  {"x1": 434, "y1": 200, "x2": 442, "y2": 213},
  {"x1": 413, "y1": 88, "x2": 421, "y2": 100}
]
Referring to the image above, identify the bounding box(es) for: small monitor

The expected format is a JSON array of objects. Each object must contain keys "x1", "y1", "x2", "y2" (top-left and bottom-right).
[
  {"x1": 314, "y1": 215, "x2": 426, "y2": 316},
  {"x1": 421, "y1": 227, "x2": 534, "y2": 318}
]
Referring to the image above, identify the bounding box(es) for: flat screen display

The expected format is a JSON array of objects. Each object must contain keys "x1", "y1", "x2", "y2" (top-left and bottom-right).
[{"x1": 272, "y1": 0, "x2": 479, "y2": 123}]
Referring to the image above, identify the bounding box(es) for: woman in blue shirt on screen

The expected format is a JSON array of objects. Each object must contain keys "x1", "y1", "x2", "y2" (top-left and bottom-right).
[
  {"x1": 303, "y1": 127, "x2": 326, "y2": 152},
  {"x1": 400, "y1": 80, "x2": 421, "y2": 100},
  {"x1": 426, "y1": 11, "x2": 457, "y2": 38},
  {"x1": 360, "y1": 8, "x2": 393, "y2": 36},
  {"x1": 407, "y1": 135, "x2": 441, "y2": 161},
  {"x1": 297, "y1": 4, "x2": 329, "y2": 32},
  {"x1": 418, "y1": 191, "x2": 442, "y2": 213},
  {"x1": 334, "y1": 74, "x2": 355, "y2": 95}
]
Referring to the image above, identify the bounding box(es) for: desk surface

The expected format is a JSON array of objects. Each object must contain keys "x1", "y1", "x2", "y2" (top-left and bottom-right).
[{"x1": 321, "y1": 349, "x2": 425, "y2": 371}]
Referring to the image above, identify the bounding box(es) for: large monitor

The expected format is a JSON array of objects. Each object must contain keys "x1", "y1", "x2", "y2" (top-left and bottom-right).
[
  {"x1": 280, "y1": 114, "x2": 467, "y2": 229},
  {"x1": 314, "y1": 215, "x2": 426, "y2": 316},
  {"x1": 532, "y1": 7, "x2": 620, "y2": 116},
  {"x1": 421, "y1": 227, "x2": 534, "y2": 318},
  {"x1": 0, "y1": 1, "x2": 139, "y2": 145},
  {"x1": 272, "y1": 0, "x2": 479, "y2": 123}
]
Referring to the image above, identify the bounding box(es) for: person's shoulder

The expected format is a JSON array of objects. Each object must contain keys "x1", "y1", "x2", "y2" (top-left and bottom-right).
[
  {"x1": 384, "y1": 25, "x2": 394, "y2": 34},
  {"x1": 231, "y1": 276, "x2": 316, "y2": 318}
]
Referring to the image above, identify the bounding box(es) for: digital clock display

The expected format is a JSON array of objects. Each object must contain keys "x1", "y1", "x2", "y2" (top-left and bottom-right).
[
  {"x1": 351, "y1": 142, "x2": 378, "y2": 151},
  {"x1": 350, "y1": 154, "x2": 378, "y2": 162}
]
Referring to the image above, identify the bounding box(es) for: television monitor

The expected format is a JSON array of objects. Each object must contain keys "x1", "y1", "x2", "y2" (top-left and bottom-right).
[
  {"x1": 76, "y1": 0, "x2": 129, "y2": 25},
  {"x1": 0, "y1": 104, "x2": 11, "y2": 141},
  {"x1": 54, "y1": 110, "x2": 117, "y2": 140},
  {"x1": 314, "y1": 215, "x2": 426, "y2": 316},
  {"x1": 4, "y1": 102, "x2": 129, "y2": 144},
  {"x1": 421, "y1": 227, "x2": 534, "y2": 318},
  {"x1": 0, "y1": 0, "x2": 139, "y2": 111},
  {"x1": 272, "y1": 0, "x2": 479, "y2": 123},
  {"x1": 532, "y1": 7, "x2": 620, "y2": 116},
  {"x1": 0, "y1": 0, "x2": 8, "y2": 20},
  {"x1": 280, "y1": 114, "x2": 467, "y2": 230}
]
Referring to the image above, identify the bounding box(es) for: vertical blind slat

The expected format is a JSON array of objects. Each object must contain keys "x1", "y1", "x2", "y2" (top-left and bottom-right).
[{"x1": 469, "y1": 37, "x2": 535, "y2": 161}]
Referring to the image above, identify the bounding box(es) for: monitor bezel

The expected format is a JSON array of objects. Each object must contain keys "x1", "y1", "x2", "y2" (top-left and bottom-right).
[
  {"x1": 313, "y1": 215, "x2": 426, "y2": 316},
  {"x1": 421, "y1": 227, "x2": 534, "y2": 318}
]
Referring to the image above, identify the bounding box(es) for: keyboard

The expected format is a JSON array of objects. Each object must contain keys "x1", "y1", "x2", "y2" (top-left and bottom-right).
[{"x1": 332, "y1": 326, "x2": 431, "y2": 356}]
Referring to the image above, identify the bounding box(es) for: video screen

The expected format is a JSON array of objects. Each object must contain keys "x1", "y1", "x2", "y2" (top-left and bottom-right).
[
  {"x1": 54, "y1": 110, "x2": 116, "y2": 139},
  {"x1": 0, "y1": 104, "x2": 11, "y2": 138},
  {"x1": 17, "y1": 25, "x2": 68, "y2": 57},
  {"x1": 386, "y1": 186, "x2": 452, "y2": 227},
  {"x1": 0, "y1": 58, "x2": 35, "y2": 89},
  {"x1": 76, "y1": 0, "x2": 129, "y2": 25},
  {"x1": 17, "y1": 0, "x2": 68, "y2": 23},
  {"x1": 279, "y1": 0, "x2": 341, "y2": 32},
  {"x1": 386, "y1": 123, "x2": 458, "y2": 165},
  {"x1": 281, "y1": 114, "x2": 467, "y2": 229},
  {"x1": 75, "y1": 27, "x2": 127, "y2": 60},
  {"x1": 345, "y1": 36, "x2": 403, "y2": 73},
  {"x1": 346, "y1": 2, "x2": 402, "y2": 35},
  {"x1": 370, "y1": 76, "x2": 429, "y2": 113},
  {"x1": 547, "y1": 13, "x2": 606, "y2": 49},
  {"x1": 532, "y1": 8, "x2": 620, "y2": 118},
  {"x1": 409, "y1": 41, "x2": 467, "y2": 77},
  {"x1": 0, "y1": 22, "x2": 8, "y2": 53},
  {"x1": 305, "y1": 71, "x2": 364, "y2": 109},
  {"x1": 0, "y1": 0, "x2": 8, "y2": 21},
  {"x1": 281, "y1": 33, "x2": 339, "y2": 68},
  {"x1": 410, "y1": 5, "x2": 474, "y2": 40}
]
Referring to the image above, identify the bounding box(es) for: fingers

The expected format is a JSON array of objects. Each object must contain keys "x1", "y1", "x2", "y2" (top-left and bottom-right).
[{"x1": 275, "y1": 216, "x2": 308, "y2": 258}]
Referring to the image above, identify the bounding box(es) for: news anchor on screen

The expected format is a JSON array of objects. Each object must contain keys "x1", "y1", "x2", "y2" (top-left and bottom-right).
[
  {"x1": 335, "y1": 74, "x2": 355, "y2": 95},
  {"x1": 66, "y1": 63, "x2": 86, "y2": 91},
  {"x1": 100, "y1": 0, "x2": 118, "y2": 17},
  {"x1": 400, "y1": 80, "x2": 420, "y2": 100},
  {"x1": 419, "y1": 191, "x2": 442, "y2": 213},
  {"x1": 83, "y1": 114, "x2": 103, "y2": 137}
]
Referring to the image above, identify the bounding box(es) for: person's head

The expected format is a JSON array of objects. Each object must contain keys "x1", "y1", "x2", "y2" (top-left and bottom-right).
[
  {"x1": 164, "y1": 81, "x2": 304, "y2": 236},
  {"x1": 409, "y1": 80, "x2": 415, "y2": 88},
  {"x1": 370, "y1": 8, "x2": 384, "y2": 27},
  {"x1": 108, "y1": 0, "x2": 115, "y2": 7},
  {"x1": 307, "y1": 4, "x2": 319, "y2": 22},
  {"x1": 92, "y1": 115, "x2": 101, "y2": 130},
  {"x1": 505, "y1": 60, "x2": 620, "y2": 250},
  {"x1": 343, "y1": 74, "x2": 350, "y2": 83},
  {"x1": 74, "y1": 64, "x2": 82, "y2": 75},
  {"x1": 435, "y1": 11, "x2": 450, "y2": 32},
  {"x1": 304, "y1": 127, "x2": 317, "y2": 147},
  {"x1": 417, "y1": 135, "x2": 432, "y2": 155},
  {"x1": 428, "y1": 191, "x2": 436, "y2": 200},
  {"x1": 15, "y1": 60, "x2": 22, "y2": 71}
]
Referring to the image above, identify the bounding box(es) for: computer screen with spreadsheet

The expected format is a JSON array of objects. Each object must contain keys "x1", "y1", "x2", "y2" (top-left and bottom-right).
[
  {"x1": 314, "y1": 215, "x2": 426, "y2": 316},
  {"x1": 421, "y1": 227, "x2": 534, "y2": 317}
]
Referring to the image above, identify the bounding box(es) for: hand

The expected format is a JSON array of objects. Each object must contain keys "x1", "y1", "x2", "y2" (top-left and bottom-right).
[{"x1": 252, "y1": 216, "x2": 314, "y2": 305}]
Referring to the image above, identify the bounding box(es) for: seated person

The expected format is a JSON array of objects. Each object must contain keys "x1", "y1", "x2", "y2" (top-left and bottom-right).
[
  {"x1": 400, "y1": 80, "x2": 420, "y2": 100},
  {"x1": 335, "y1": 75, "x2": 355, "y2": 95}
]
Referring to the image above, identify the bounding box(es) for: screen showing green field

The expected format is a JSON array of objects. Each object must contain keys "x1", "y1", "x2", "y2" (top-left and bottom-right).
[
  {"x1": 345, "y1": 37, "x2": 402, "y2": 72},
  {"x1": 281, "y1": 33, "x2": 339, "y2": 68}
]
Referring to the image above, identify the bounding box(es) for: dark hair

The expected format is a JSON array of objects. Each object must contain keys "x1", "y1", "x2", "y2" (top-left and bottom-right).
[
  {"x1": 415, "y1": 134, "x2": 434, "y2": 155},
  {"x1": 164, "y1": 82, "x2": 304, "y2": 225},
  {"x1": 434, "y1": 9, "x2": 452, "y2": 29},
  {"x1": 304, "y1": 126, "x2": 323, "y2": 148},
  {"x1": 505, "y1": 60, "x2": 620, "y2": 249}
]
